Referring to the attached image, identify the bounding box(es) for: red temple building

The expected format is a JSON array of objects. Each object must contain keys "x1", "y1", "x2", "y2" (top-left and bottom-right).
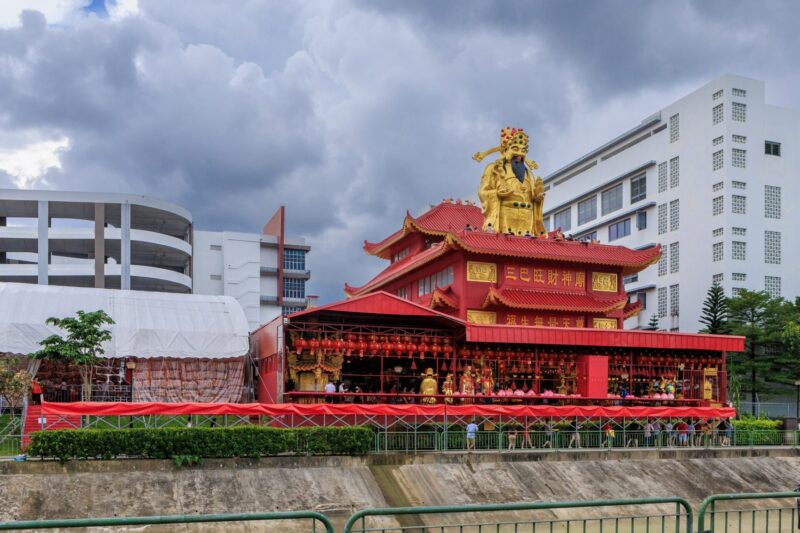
[{"x1": 253, "y1": 128, "x2": 744, "y2": 420}]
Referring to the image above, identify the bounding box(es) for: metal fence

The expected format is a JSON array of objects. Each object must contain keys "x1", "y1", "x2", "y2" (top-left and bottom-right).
[
  {"x1": 373, "y1": 429, "x2": 798, "y2": 453},
  {"x1": 0, "y1": 510, "x2": 335, "y2": 532},
  {"x1": 697, "y1": 492, "x2": 800, "y2": 533},
  {"x1": 0, "y1": 493, "x2": 797, "y2": 532},
  {"x1": 344, "y1": 497, "x2": 694, "y2": 533}
]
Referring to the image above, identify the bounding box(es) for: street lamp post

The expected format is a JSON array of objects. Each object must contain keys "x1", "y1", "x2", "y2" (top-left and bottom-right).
[{"x1": 794, "y1": 380, "x2": 800, "y2": 419}]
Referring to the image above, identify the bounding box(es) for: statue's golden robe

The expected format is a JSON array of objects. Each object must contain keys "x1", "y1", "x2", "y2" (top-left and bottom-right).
[{"x1": 478, "y1": 161, "x2": 545, "y2": 235}]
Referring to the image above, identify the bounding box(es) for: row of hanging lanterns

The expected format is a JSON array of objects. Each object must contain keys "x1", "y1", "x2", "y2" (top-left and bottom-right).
[{"x1": 293, "y1": 334, "x2": 454, "y2": 359}]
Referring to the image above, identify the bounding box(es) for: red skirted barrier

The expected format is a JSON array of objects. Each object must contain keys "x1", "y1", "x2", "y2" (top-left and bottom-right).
[{"x1": 41, "y1": 401, "x2": 736, "y2": 420}]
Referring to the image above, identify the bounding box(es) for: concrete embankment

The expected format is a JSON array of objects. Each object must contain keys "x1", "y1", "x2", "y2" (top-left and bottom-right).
[{"x1": 2, "y1": 448, "x2": 799, "y2": 531}]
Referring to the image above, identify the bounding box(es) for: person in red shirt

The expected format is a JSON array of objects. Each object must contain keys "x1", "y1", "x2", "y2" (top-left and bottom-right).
[{"x1": 31, "y1": 379, "x2": 43, "y2": 405}]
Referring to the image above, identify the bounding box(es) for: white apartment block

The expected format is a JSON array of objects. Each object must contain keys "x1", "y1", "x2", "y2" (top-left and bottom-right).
[
  {"x1": 193, "y1": 208, "x2": 312, "y2": 330},
  {"x1": 542, "y1": 74, "x2": 799, "y2": 332}
]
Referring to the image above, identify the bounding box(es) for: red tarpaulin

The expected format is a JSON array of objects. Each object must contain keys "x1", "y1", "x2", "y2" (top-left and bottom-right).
[{"x1": 41, "y1": 401, "x2": 736, "y2": 420}]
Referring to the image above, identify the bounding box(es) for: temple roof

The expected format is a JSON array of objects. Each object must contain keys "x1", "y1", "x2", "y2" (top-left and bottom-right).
[
  {"x1": 483, "y1": 286, "x2": 628, "y2": 313},
  {"x1": 290, "y1": 291, "x2": 463, "y2": 323},
  {"x1": 345, "y1": 240, "x2": 451, "y2": 296},
  {"x1": 363, "y1": 201, "x2": 484, "y2": 258},
  {"x1": 446, "y1": 232, "x2": 661, "y2": 275}
]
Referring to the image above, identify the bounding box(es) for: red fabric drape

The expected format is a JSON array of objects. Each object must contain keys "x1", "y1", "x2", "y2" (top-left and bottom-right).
[{"x1": 41, "y1": 401, "x2": 736, "y2": 420}]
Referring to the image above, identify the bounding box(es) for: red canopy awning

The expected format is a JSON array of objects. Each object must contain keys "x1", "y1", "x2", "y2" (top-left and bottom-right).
[{"x1": 41, "y1": 401, "x2": 735, "y2": 420}]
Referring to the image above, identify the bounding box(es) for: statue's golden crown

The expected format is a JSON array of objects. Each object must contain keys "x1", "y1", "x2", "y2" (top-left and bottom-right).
[{"x1": 500, "y1": 127, "x2": 528, "y2": 152}]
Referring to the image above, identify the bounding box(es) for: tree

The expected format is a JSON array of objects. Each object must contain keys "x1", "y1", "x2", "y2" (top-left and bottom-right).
[
  {"x1": 698, "y1": 284, "x2": 731, "y2": 334},
  {"x1": 727, "y1": 290, "x2": 785, "y2": 415},
  {"x1": 0, "y1": 359, "x2": 31, "y2": 411},
  {"x1": 30, "y1": 310, "x2": 114, "y2": 401},
  {"x1": 645, "y1": 315, "x2": 659, "y2": 331}
]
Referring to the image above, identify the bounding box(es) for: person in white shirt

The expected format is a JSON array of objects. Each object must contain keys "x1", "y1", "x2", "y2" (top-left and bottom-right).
[{"x1": 324, "y1": 380, "x2": 336, "y2": 402}]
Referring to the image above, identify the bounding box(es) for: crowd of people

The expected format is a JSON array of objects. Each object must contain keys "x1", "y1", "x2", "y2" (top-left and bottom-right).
[{"x1": 461, "y1": 418, "x2": 736, "y2": 451}]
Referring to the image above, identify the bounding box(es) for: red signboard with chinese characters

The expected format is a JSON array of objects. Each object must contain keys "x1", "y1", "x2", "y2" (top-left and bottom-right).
[{"x1": 502, "y1": 264, "x2": 586, "y2": 292}]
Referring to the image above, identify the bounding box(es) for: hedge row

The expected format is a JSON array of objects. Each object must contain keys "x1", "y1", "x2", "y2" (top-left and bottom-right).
[{"x1": 27, "y1": 426, "x2": 374, "y2": 461}]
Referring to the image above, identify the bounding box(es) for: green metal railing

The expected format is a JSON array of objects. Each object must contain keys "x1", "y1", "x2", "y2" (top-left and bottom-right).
[
  {"x1": 697, "y1": 492, "x2": 800, "y2": 533},
  {"x1": 344, "y1": 497, "x2": 694, "y2": 533},
  {"x1": 0, "y1": 510, "x2": 335, "y2": 532},
  {"x1": 373, "y1": 430, "x2": 799, "y2": 454}
]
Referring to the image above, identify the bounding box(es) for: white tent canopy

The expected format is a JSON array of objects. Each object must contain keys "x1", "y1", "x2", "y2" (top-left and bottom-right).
[{"x1": 0, "y1": 282, "x2": 250, "y2": 359}]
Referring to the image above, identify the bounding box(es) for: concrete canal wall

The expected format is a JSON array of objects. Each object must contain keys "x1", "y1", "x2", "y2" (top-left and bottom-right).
[{"x1": 2, "y1": 448, "x2": 798, "y2": 531}]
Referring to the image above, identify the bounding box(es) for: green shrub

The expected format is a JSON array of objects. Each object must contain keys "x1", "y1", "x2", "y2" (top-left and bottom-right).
[
  {"x1": 27, "y1": 426, "x2": 374, "y2": 462},
  {"x1": 732, "y1": 417, "x2": 783, "y2": 431}
]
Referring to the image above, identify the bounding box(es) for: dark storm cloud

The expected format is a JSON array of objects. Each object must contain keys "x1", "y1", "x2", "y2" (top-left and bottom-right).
[{"x1": 1, "y1": 1, "x2": 799, "y2": 302}]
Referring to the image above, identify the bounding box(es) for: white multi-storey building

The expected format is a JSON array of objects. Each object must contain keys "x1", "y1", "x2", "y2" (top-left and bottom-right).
[
  {"x1": 542, "y1": 74, "x2": 798, "y2": 332},
  {"x1": 0, "y1": 190, "x2": 311, "y2": 331},
  {"x1": 193, "y1": 206, "x2": 312, "y2": 330}
]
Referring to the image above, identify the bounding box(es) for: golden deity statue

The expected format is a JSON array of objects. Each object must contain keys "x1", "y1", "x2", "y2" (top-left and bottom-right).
[
  {"x1": 460, "y1": 365, "x2": 476, "y2": 396},
  {"x1": 474, "y1": 127, "x2": 546, "y2": 235},
  {"x1": 419, "y1": 368, "x2": 438, "y2": 405},
  {"x1": 442, "y1": 373, "x2": 454, "y2": 404},
  {"x1": 480, "y1": 366, "x2": 494, "y2": 396}
]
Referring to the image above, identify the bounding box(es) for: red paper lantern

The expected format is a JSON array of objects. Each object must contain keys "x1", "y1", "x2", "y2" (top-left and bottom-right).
[
  {"x1": 294, "y1": 337, "x2": 308, "y2": 355},
  {"x1": 308, "y1": 338, "x2": 320, "y2": 354},
  {"x1": 358, "y1": 336, "x2": 368, "y2": 357}
]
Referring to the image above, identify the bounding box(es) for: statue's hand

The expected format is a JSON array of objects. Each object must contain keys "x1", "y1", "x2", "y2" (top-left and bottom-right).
[
  {"x1": 497, "y1": 187, "x2": 512, "y2": 198},
  {"x1": 472, "y1": 151, "x2": 485, "y2": 162}
]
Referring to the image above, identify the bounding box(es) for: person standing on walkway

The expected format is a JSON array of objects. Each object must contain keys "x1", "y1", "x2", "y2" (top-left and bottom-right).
[
  {"x1": 31, "y1": 379, "x2": 43, "y2": 405},
  {"x1": 466, "y1": 419, "x2": 478, "y2": 450},
  {"x1": 507, "y1": 427, "x2": 518, "y2": 451}
]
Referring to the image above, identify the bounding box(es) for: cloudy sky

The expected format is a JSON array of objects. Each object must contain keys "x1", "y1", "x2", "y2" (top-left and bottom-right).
[{"x1": 1, "y1": 0, "x2": 799, "y2": 303}]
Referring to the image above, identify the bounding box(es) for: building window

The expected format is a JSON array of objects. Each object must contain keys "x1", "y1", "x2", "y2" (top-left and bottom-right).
[
  {"x1": 209, "y1": 244, "x2": 222, "y2": 251},
  {"x1": 732, "y1": 195, "x2": 746, "y2": 215},
  {"x1": 543, "y1": 216, "x2": 550, "y2": 231},
  {"x1": 418, "y1": 266, "x2": 455, "y2": 297},
  {"x1": 577, "y1": 196, "x2": 597, "y2": 226},
  {"x1": 732, "y1": 88, "x2": 747, "y2": 97},
  {"x1": 669, "y1": 284, "x2": 679, "y2": 316},
  {"x1": 732, "y1": 148, "x2": 746, "y2": 168},
  {"x1": 658, "y1": 252, "x2": 667, "y2": 276},
  {"x1": 669, "y1": 199, "x2": 679, "y2": 231},
  {"x1": 669, "y1": 242, "x2": 679, "y2": 274},
  {"x1": 669, "y1": 113, "x2": 680, "y2": 142},
  {"x1": 712, "y1": 196, "x2": 724, "y2": 216},
  {"x1": 712, "y1": 227, "x2": 723, "y2": 238},
  {"x1": 630, "y1": 174, "x2": 647, "y2": 203},
  {"x1": 658, "y1": 203, "x2": 668, "y2": 235},
  {"x1": 732, "y1": 272, "x2": 746, "y2": 281},
  {"x1": 713, "y1": 89, "x2": 723, "y2": 100},
  {"x1": 765, "y1": 231, "x2": 781, "y2": 264},
  {"x1": 732, "y1": 227, "x2": 746, "y2": 236},
  {"x1": 732, "y1": 241, "x2": 746, "y2": 261},
  {"x1": 713, "y1": 103, "x2": 724, "y2": 125},
  {"x1": 283, "y1": 248, "x2": 307, "y2": 270},
  {"x1": 283, "y1": 278, "x2": 306, "y2": 299},
  {"x1": 732, "y1": 134, "x2": 746, "y2": 144},
  {"x1": 765, "y1": 141, "x2": 781, "y2": 156},
  {"x1": 391, "y1": 248, "x2": 409, "y2": 263},
  {"x1": 623, "y1": 273, "x2": 638, "y2": 284},
  {"x1": 553, "y1": 208, "x2": 571, "y2": 231},
  {"x1": 713, "y1": 136, "x2": 724, "y2": 146},
  {"x1": 608, "y1": 218, "x2": 631, "y2": 241},
  {"x1": 636, "y1": 211, "x2": 647, "y2": 230},
  {"x1": 397, "y1": 287, "x2": 409, "y2": 299},
  {"x1": 732, "y1": 180, "x2": 746, "y2": 190},
  {"x1": 601, "y1": 184, "x2": 623, "y2": 216},
  {"x1": 764, "y1": 276, "x2": 781, "y2": 298},
  {"x1": 713, "y1": 150, "x2": 723, "y2": 171},
  {"x1": 712, "y1": 181, "x2": 723, "y2": 192},
  {"x1": 712, "y1": 273, "x2": 723, "y2": 285},
  {"x1": 579, "y1": 231, "x2": 597, "y2": 242},
  {"x1": 712, "y1": 242, "x2": 723, "y2": 262},
  {"x1": 669, "y1": 156, "x2": 679, "y2": 188},
  {"x1": 635, "y1": 291, "x2": 647, "y2": 310},
  {"x1": 732, "y1": 102, "x2": 746, "y2": 122},
  {"x1": 658, "y1": 162, "x2": 668, "y2": 193},
  {"x1": 210, "y1": 274, "x2": 222, "y2": 281},
  {"x1": 732, "y1": 287, "x2": 745, "y2": 297},
  {"x1": 764, "y1": 185, "x2": 781, "y2": 219},
  {"x1": 658, "y1": 287, "x2": 668, "y2": 317},
  {"x1": 282, "y1": 306, "x2": 305, "y2": 315}
]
